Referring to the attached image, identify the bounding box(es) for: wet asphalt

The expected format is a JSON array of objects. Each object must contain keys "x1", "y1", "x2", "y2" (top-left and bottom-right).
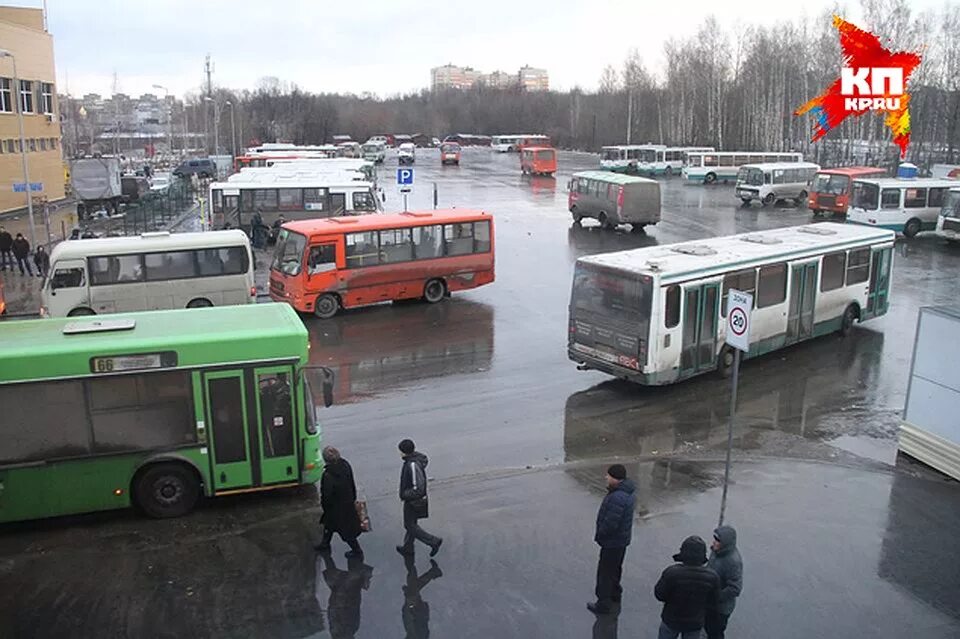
[{"x1": 2, "y1": 148, "x2": 959, "y2": 638}]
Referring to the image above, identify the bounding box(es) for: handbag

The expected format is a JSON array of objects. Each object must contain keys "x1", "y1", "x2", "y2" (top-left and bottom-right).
[{"x1": 355, "y1": 500, "x2": 372, "y2": 533}]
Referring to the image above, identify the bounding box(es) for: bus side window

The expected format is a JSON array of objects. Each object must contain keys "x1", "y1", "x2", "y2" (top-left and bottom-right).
[
  {"x1": 664, "y1": 285, "x2": 680, "y2": 328},
  {"x1": 881, "y1": 189, "x2": 901, "y2": 209},
  {"x1": 308, "y1": 245, "x2": 337, "y2": 273},
  {"x1": 51, "y1": 267, "x2": 85, "y2": 290},
  {"x1": 904, "y1": 188, "x2": 927, "y2": 208},
  {"x1": 929, "y1": 188, "x2": 946, "y2": 208}
]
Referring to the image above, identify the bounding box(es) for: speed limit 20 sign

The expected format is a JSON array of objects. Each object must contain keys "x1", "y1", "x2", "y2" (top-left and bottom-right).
[{"x1": 725, "y1": 289, "x2": 753, "y2": 352}]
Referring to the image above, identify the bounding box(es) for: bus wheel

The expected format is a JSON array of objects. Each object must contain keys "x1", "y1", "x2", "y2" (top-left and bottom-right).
[
  {"x1": 67, "y1": 307, "x2": 96, "y2": 317},
  {"x1": 762, "y1": 193, "x2": 776, "y2": 207},
  {"x1": 423, "y1": 279, "x2": 446, "y2": 304},
  {"x1": 664, "y1": 166, "x2": 673, "y2": 177},
  {"x1": 704, "y1": 173, "x2": 717, "y2": 184},
  {"x1": 314, "y1": 294, "x2": 340, "y2": 319},
  {"x1": 811, "y1": 209, "x2": 822, "y2": 217},
  {"x1": 630, "y1": 224, "x2": 646, "y2": 234},
  {"x1": 134, "y1": 462, "x2": 200, "y2": 519},
  {"x1": 904, "y1": 218, "x2": 922, "y2": 238},
  {"x1": 839, "y1": 304, "x2": 859, "y2": 336},
  {"x1": 186, "y1": 298, "x2": 213, "y2": 308},
  {"x1": 718, "y1": 346, "x2": 736, "y2": 378}
]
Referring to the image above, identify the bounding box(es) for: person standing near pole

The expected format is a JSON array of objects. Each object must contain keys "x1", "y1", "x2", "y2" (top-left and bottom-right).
[
  {"x1": 33, "y1": 244, "x2": 49, "y2": 279},
  {"x1": 705, "y1": 525, "x2": 743, "y2": 639},
  {"x1": 587, "y1": 464, "x2": 635, "y2": 615},
  {"x1": 654, "y1": 536, "x2": 720, "y2": 639},
  {"x1": 395, "y1": 439, "x2": 442, "y2": 557},
  {"x1": 0, "y1": 226, "x2": 12, "y2": 271},
  {"x1": 11, "y1": 233, "x2": 32, "y2": 276}
]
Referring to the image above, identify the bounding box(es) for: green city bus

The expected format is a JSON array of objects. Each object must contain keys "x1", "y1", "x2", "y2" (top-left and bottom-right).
[{"x1": 0, "y1": 303, "x2": 333, "y2": 523}]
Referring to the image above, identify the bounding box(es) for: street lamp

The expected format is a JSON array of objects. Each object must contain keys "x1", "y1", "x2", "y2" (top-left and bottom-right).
[
  {"x1": 0, "y1": 49, "x2": 36, "y2": 249},
  {"x1": 152, "y1": 84, "x2": 174, "y2": 157},
  {"x1": 225, "y1": 100, "x2": 237, "y2": 159},
  {"x1": 204, "y1": 96, "x2": 219, "y2": 156}
]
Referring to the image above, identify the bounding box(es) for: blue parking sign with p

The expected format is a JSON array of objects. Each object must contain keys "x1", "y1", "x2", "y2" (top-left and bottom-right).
[{"x1": 397, "y1": 168, "x2": 414, "y2": 185}]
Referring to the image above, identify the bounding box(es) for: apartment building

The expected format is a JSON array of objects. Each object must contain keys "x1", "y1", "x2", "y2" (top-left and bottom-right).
[
  {"x1": 431, "y1": 63, "x2": 549, "y2": 92},
  {"x1": 518, "y1": 65, "x2": 549, "y2": 91}
]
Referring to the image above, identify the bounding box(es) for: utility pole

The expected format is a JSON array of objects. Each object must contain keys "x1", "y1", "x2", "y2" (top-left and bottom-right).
[
  {"x1": 112, "y1": 71, "x2": 120, "y2": 156},
  {"x1": 626, "y1": 91, "x2": 633, "y2": 145},
  {"x1": 204, "y1": 55, "x2": 212, "y2": 154}
]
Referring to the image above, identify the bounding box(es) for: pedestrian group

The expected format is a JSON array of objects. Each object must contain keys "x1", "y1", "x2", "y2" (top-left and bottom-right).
[{"x1": 0, "y1": 226, "x2": 50, "y2": 278}]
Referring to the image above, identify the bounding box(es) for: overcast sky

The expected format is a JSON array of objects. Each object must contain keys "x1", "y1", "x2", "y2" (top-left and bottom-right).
[{"x1": 3, "y1": 0, "x2": 944, "y2": 98}]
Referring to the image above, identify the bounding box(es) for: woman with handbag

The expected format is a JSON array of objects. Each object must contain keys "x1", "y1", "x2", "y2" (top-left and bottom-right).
[{"x1": 317, "y1": 446, "x2": 365, "y2": 558}]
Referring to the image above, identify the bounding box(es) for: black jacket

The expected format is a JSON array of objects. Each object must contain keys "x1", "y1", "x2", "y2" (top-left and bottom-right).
[
  {"x1": 708, "y1": 525, "x2": 743, "y2": 615},
  {"x1": 320, "y1": 458, "x2": 362, "y2": 538},
  {"x1": 34, "y1": 250, "x2": 50, "y2": 270},
  {"x1": 0, "y1": 231, "x2": 11, "y2": 251},
  {"x1": 594, "y1": 478, "x2": 636, "y2": 548},
  {"x1": 399, "y1": 452, "x2": 430, "y2": 518},
  {"x1": 11, "y1": 237, "x2": 29, "y2": 259},
  {"x1": 655, "y1": 563, "x2": 720, "y2": 632}
]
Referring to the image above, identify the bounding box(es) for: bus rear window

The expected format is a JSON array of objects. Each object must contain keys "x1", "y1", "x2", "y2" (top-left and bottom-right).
[{"x1": 571, "y1": 263, "x2": 652, "y2": 331}]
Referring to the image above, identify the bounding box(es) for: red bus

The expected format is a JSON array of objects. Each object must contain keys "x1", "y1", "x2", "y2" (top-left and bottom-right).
[
  {"x1": 518, "y1": 135, "x2": 551, "y2": 152},
  {"x1": 521, "y1": 147, "x2": 557, "y2": 176},
  {"x1": 809, "y1": 166, "x2": 887, "y2": 217},
  {"x1": 269, "y1": 210, "x2": 495, "y2": 318}
]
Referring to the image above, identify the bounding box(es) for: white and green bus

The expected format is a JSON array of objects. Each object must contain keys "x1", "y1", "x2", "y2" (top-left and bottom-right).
[
  {"x1": 634, "y1": 146, "x2": 715, "y2": 177},
  {"x1": 568, "y1": 222, "x2": 894, "y2": 385},
  {"x1": 683, "y1": 151, "x2": 804, "y2": 184},
  {"x1": 600, "y1": 145, "x2": 663, "y2": 173},
  {"x1": 849, "y1": 177, "x2": 955, "y2": 238}
]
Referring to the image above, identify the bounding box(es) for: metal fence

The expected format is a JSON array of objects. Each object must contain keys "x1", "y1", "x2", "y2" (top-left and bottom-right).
[{"x1": 119, "y1": 181, "x2": 195, "y2": 235}]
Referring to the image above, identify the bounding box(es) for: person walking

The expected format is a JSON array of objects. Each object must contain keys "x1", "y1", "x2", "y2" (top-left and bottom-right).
[
  {"x1": 654, "y1": 536, "x2": 720, "y2": 639},
  {"x1": 250, "y1": 210, "x2": 268, "y2": 250},
  {"x1": 11, "y1": 233, "x2": 33, "y2": 276},
  {"x1": 587, "y1": 464, "x2": 636, "y2": 615},
  {"x1": 705, "y1": 525, "x2": 743, "y2": 639},
  {"x1": 317, "y1": 446, "x2": 364, "y2": 558},
  {"x1": 0, "y1": 226, "x2": 12, "y2": 271},
  {"x1": 396, "y1": 439, "x2": 443, "y2": 557},
  {"x1": 33, "y1": 245, "x2": 50, "y2": 279}
]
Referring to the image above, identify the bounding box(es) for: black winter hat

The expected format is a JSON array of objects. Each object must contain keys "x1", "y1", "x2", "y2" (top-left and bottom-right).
[
  {"x1": 607, "y1": 464, "x2": 627, "y2": 480},
  {"x1": 672, "y1": 535, "x2": 708, "y2": 565}
]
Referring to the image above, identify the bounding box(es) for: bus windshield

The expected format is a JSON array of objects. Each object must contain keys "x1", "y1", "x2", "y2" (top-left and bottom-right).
[
  {"x1": 813, "y1": 173, "x2": 850, "y2": 195},
  {"x1": 272, "y1": 229, "x2": 307, "y2": 275},
  {"x1": 571, "y1": 263, "x2": 652, "y2": 332},
  {"x1": 942, "y1": 190, "x2": 960, "y2": 218},
  {"x1": 738, "y1": 167, "x2": 763, "y2": 186},
  {"x1": 603, "y1": 148, "x2": 622, "y2": 161},
  {"x1": 852, "y1": 182, "x2": 879, "y2": 210}
]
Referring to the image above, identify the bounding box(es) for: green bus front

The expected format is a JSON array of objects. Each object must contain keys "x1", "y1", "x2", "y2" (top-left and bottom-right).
[{"x1": 0, "y1": 304, "x2": 332, "y2": 523}]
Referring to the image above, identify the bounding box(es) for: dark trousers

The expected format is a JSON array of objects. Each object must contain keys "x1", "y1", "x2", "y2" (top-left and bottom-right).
[
  {"x1": 594, "y1": 546, "x2": 627, "y2": 609},
  {"x1": 15, "y1": 255, "x2": 32, "y2": 276},
  {"x1": 401, "y1": 502, "x2": 440, "y2": 550},
  {"x1": 0, "y1": 249, "x2": 11, "y2": 270},
  {"x1": 704, "y1": 609, "x2": 730, "y2": 639},
  {"x1": 320, "y1": 528, "x2": 362, "y2": 553}
]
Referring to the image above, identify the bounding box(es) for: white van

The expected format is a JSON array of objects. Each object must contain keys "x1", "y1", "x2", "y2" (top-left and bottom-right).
[
  {"x1": 398, "y1": 142, "x2": 416, "y2": 165},
  {"x1": 735, "y1": 162, "x2": 820, "y2": 206},
  {"x1": 41, "y1": 230, "x2": 256, "y2": 317},
  {"x1": 362, "y1": 140, "x2": 387, "y2": 163}
]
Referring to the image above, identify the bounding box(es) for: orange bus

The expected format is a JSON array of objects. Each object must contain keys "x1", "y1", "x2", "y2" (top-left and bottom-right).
[
  {"x1": 518, "y1": 135, "x2": 551, "y2": 151},
  {"x1": 269, "y1": 210, "x2": 495, "y2": 318},
  {"x1": 440, "y1": 142, "x2": 461, "y2": 165},
  {"x1": 809, "y1": 166, "x2": 887, "y2": 217},
  {"x1": 521, "y1": 147, "x2": 558, "y2": 176}
]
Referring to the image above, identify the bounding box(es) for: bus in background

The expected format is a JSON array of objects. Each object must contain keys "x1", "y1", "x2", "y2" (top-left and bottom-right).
[
  {"x1": 808, "y1": 167, "x2": 887, "y2": 217},
  {"x1": 568, "y1": 170, "x2": 660, "y2": 230},
  {"x1": 336, "y1": 141, "x2": 362, "y2": 158},
  {"x1": 442, "y1": 134, "x2": 492, "y2": 146},
  {"x1": 735, "y1": 162, "x2": 820, "y2": 206},
  {"x1": 568, "y1": 223, "x2": 895, "y2": 385},
  {"x1": 492, "y1": 135, "x2": 523, "y2": 153},
  {"x1": 235, "y1": 150, "x2": 338, "y2": 171},
  {"x1": 40, "y1": 230, "x2": 255, "y2": 318},
  {"x1": 849, "y1": 177, "x2": 955, "y2": 237},
  {"x1": 236, "y1": 158, "x2": 377, "y2": 184},
  {"x1": 600, "y1": 145, "x2": 662, "y2": 173},
  {"x1": 362, "y1": 140, "x2": 387, "y2": 163},
  {"x1": 521, "y1": 147, "x2": 557, "y2": 176},
  {"x1": 634, "y1": 146, "x2": 715, "y2": 177},
  {"x1": 440, "y1": 142, "x2": 462, "y2": 165},
  {"x1": 936, "y1": 187, "x2": 960, "y2": 242},
  {"x1": 210, "y1": 174, "x2": 380, "y2": 230},
  {"x1": 270, "y1": 210, "x2": 495, "y2": 318},
  {"x1": 682, "y1": 151, "x2": 804, "y2": 184},
  {"x1": 0, "y1": 303, "x2": 335, "y2": 523}
]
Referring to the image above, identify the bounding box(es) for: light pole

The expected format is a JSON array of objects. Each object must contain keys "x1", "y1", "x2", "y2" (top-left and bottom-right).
[
  {"x1": 204, "y1": 96, "x2": 219, "y2": 156},
  {"x1": 0, "y1": 49, "x2": 36, "y2": 249},
  {"x1": 225, "y1": 100, "x2": 237, "y2": 159},
  {"x1": 152, "y1": 84, "x2": 173, "y2": 157}
]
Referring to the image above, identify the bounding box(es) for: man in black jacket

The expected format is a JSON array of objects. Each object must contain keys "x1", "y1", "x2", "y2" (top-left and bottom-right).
[
  {"x1": 396, "y1": 439, "x2": 442, "y2": 557},
  {"x1": 0, "y1": 226, "x2": 12, "y2": 271},
  {"x1": 11, "y1": 233, "x2": 32, "y2": 276},
  {"x1": 317, "y1": 446, "x2": 364, "y2": 558},
  {"x1": 654, "y1": 536, "x2": 720, "y2": 639},
  {"x1": 705, "y1": 525, "x2": 743, "y2": 639},
  {"x1": 587, "y1": 464, "x2": 636, "y2": 615}
]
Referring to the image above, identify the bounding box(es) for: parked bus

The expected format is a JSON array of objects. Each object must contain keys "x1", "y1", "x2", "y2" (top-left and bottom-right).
[
  {"x1": 808, "y1": 167, "x2": 887, "y2": 217},
  {"x1": 568, "y1": 170, "x2": 660, "y2": 230},
  {"x1": 492, "y1": 135, "x2": 523, "y2": 153},
  {"x1": 521, "y1": 147, "x2": 557, "y2": 176},
  {"x1": 269, "y1": 210, "x2": 495, "y2": 318},
  {"x1": 235, "y1": 158, "x2": 377, "y2": 184},
  {"x1": 634, "y1": 146, "x2": 715, "y2": 177},
  {"x1": 442, "y1": 134, "x2": 492, "y2": 146},
  {"x1": 936, "y1": 187, "x2": 960, "y2": 242},
  {"x1": 682, "y1": 151, "x2": 804, "y2": 184},
  {"x1": 336, "y1": 141, "x2": 362, "y2": 158},
  {"x1": 600, "y1": 145, "x2": 663, "y2": 173},
  {"x1": 210, "y1": 174, "x2": 380, "y2": 230},
  {"x1": 362, "y1": 140, "x2": 387, "y2": 163},
  {"x1": 440, "y1": 142, "x2": 462, "y2": 165},
  {"x1": 735, "y1": 162, "x2": 820, "y2": 206},
  {"x1": 848, "y1": 177, "x2": 955, "y2": 237},
  {"x1": 39, "y1": 230, "x2": 255, "y2": 318},
  {"x1": 0, "y1": 303, "x2": 334, "y2": 523},
  {"x1": 568, "y1": 223, "x2": 895, "y2": 385}
]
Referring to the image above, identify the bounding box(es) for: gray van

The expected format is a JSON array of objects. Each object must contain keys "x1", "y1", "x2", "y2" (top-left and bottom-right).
[
  {"x1": 173, "y1": 158, "x2": 217, "y2": 179},
  {"x1": 568, "y1": 170, "x2": 661, "y2": 230}
]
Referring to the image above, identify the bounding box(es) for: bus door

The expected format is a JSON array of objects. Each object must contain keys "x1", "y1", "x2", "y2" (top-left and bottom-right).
[
  {"x1": 680, "y1": 282, "x2": 720, "y2": 377},
  {"x1": 786, "y1": 261, "x2": 818, "y2": 344},
  {"x1": 865, "y1": 247, "x2": 892, "y2": 318},
  {"x1": 252, "y1": 366, "x2": 298, "y2": 485},
  {"x1": 204, "y1": 371, "x2": 253, "y2": 490},
  {"x1": 330, "y1": 192, "x2": 346, "y2": 216}
]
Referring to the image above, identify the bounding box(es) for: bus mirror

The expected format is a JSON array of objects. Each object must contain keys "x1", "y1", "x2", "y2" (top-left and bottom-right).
[{"x1": 320, "y1": 366, "x2": 335, "y2": 407}]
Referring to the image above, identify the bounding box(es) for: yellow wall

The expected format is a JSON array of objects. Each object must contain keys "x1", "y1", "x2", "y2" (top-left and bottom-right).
[{"x1": 0, "y1": 7, "x2": 64, "y2": 214}]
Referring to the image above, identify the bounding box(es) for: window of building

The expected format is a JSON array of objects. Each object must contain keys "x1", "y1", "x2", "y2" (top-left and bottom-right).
[
  {"x1": 0, "y1": 78, "x2": 11, "y2": 113},
  {"x1": 820, "y1": 252, "x2": 846, "y2": 292},
  {"x1": 756, "y1": 263, "x2": 787, "y2": 308},
  {"x1": 3, "y1": 139, "x2": 13, "y2": 153},
  {"x1": 846, "y1": 248, "x2": 871, "y2": 284},
  {"x1": 41, "y1": 82, "x2": 54, "y2": 115},
  {"x1": 39, "y1": 138, "x2": 47, "y2": 151},
  {"x1": 28, "y1": 138, "x2": 36, "y2": 152},
  {"x1": 664, "y1": 285, "x2": 681, "y2": 328},
  {"x1": 19, "y1": 79, "x2": 33, "y2": 113}
]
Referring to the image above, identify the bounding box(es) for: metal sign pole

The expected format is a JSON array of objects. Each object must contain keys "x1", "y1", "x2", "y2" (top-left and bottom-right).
[
  {"x1": 719, "y1": 348, "x2": 740, "y2": 527},
  {"x1": 403, "y1": 192, "x2": 408, "y2": 212},
  {"x1": 719, "y1": 288, "x2": 752, "y2": 528}
]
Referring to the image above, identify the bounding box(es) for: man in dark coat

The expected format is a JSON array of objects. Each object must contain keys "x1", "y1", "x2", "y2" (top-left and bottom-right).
[
  {"x1": 11, "y1": 233, "x2": 32, "y2": 276},
  {"x1": 317, "y1": 446, "x2": 364, "y2": 557},
  {"x1": 396, "y1": 439, "x2": 443, "y2": 557},
  {"x1": 0, "y1": 226, "x2": 12, "y2": 271},
  {"x1": 654, "y1": 536, "x2": 720, "y2": 639},
  {"x1": 705, "y1": 525, "x2": 743, "y2": 639},
  {"x1": 33, "y1": 245, "x2": 50, "y2": 278},
  {"x1": 587, "y1": 463, "x2": 636, "y2": 615}
]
